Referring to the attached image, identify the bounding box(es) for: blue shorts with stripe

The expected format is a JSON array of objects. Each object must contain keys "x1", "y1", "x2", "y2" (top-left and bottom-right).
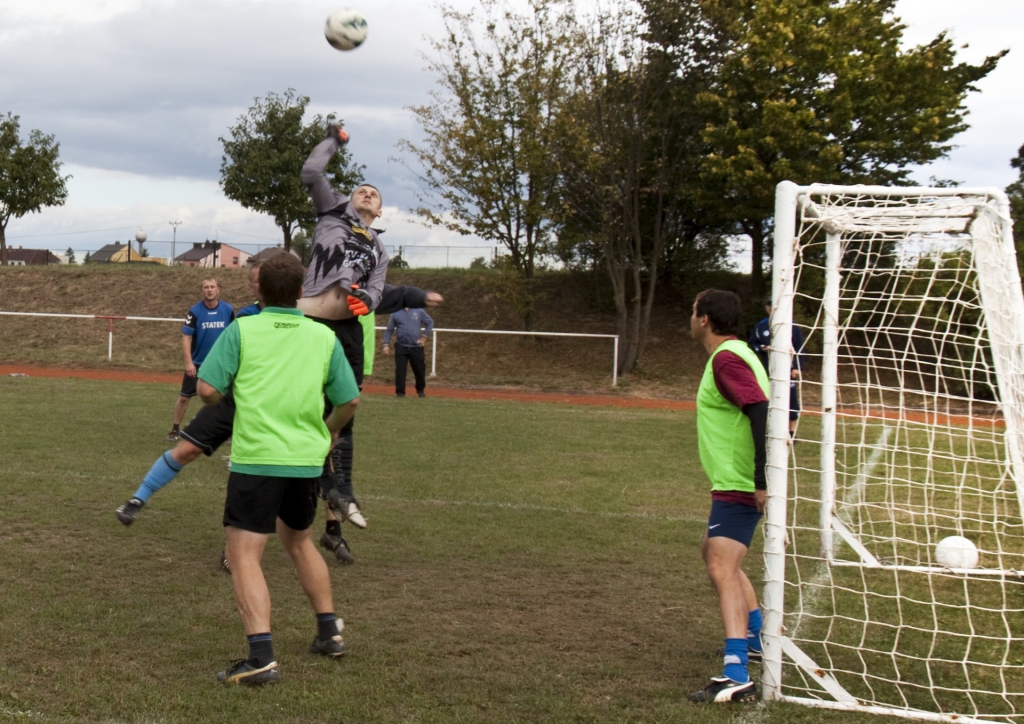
[{"x1": 707, "y1": 499, "x2": 762, "y2": 548}]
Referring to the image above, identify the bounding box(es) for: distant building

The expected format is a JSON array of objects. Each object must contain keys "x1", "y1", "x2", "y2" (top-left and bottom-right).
[
  {"x1": 246, "y1": 246, "x2": 301, "y2": 266},
  {"x1": 6, "y1": 247, "x2": 63, "y2": 266},
  {"x1": 174, "y1": 240, "x2": 250, "y2": 268},
  {"x1": 88, "y1": 242, "x2": 167, "y2": 265}
]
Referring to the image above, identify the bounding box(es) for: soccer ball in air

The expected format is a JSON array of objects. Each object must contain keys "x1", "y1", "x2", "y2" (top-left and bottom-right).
[
  {"x1": 325, "y1": 8, "x2": 368, "y2": 51},
  {"x1": 935, "y1": 536, "x2": 979, "y2": 570}
]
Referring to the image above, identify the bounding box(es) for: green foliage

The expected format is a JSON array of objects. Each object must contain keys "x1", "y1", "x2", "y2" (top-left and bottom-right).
[
  {"x1": 402, "y1": 0, "x2": 573, "y2": 328},
  {"x1": 0, "y1": 113, "x2": 70, "y2": 266},
  {"x1": 65, "y1": 247, "x2": 75, "y2": 265},
  {"x1": 1007, "y1": 143, "x2": 1024, "y2": 280},
  {"x1": 691, "y1": 0, "x2": 1006, "y2": 298},
  {"x1": 219, "y1": 90, "x2": 364, "y2": 251}
]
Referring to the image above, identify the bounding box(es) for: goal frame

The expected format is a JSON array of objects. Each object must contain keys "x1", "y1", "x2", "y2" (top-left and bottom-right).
[{"x1": 761, "y1": 181, "x2": 1022, "y2": 723}]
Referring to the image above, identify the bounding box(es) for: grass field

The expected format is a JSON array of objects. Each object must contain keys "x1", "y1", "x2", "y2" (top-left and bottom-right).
[{"x1": 0, "y1": 375, "x2": 889, "y2": 724}]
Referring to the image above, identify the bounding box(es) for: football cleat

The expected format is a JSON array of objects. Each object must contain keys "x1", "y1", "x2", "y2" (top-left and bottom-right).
[
  {"x1": 115, "y1": 498, "x2": 145, "y2": 526},
  {"x1": 166, "y1": 430, "x2": 179, "y2": 442},
  {"x1": 325, "y1": 489, "x2": 367, "y2": 529},
  {"x1": 688, "y1": 677, "x2": 757, "y2": 704},
  {"x1": 310, "y1": 619, "x2": 346, "y2": 658},
  {"x1": 319, "y1": 531, "x2": 356, "y2": 564},
  {"x1": 219, "y1": 550, "x2": 231, "y2": 574},
  {"x1": 217, "y1": 659, "x2": 280, "y2": 686}
]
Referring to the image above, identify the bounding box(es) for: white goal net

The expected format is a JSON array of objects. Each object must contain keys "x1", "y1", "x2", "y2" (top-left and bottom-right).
[{"x1": 761, "y1": 183, "x2": 1024, "y2": 723}]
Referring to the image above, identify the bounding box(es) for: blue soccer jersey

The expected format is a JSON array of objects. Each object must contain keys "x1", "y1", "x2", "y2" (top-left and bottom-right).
[
  {"x1": 236, "y1": 302, "x2": 261, "y2": 318},
  {"x1": 183, "y1": 300, "x2": 235, "y2": 365}
]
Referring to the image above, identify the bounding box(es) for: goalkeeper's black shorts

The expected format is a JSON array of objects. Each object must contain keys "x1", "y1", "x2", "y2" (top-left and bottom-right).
[{"x1": 179, "y1": 394, "x2": 235, "y2": 456}]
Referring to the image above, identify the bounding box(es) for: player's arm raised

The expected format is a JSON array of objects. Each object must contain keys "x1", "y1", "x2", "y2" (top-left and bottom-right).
[{"x1": 301, "y1": 129, "x2": 350, "y2": 215}]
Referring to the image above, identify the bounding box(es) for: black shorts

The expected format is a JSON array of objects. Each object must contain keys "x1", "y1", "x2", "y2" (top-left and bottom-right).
[
  {"x1": 707, "y1": 500, "x2": 763, "y2": 548},
  {"x1": 180, "y1": 394, "x2": 235, "y2": 456},
  {"x1": 179, "y1": 368, "x2": 200, "y2": 397},
  {"x1": 790, "y1": 380, "x2": 801, "y2": 421},
  {"x1": 223, "y1": 472, "x2": 320, "y2": 534},
  {"x1": 306, "y1": 315, "x2": 364, "y2": 388}
]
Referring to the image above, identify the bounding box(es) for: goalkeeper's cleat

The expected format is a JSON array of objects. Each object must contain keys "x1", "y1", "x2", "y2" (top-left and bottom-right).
[
  {"x1": 325, "y1": 489, "x2": 367, "y2": 529},
  {"x1": 115, "y1": 497, "x2": 145, "y2": 526},
  {"x1": 217, "y1": 659, "x2": 280, "y2": 686},
  {"x1": 688, "y1": 677, "x2": 757, "y2": 704},
  {"x1": 319, "y1": 531, "x2": 356, "y2": 564},
  {"x1": 219, "y1": 550, "x2": 231, "y2": 574},
  {"x1": 166, "y1": 429, "x2": 179, "y2": 442}
]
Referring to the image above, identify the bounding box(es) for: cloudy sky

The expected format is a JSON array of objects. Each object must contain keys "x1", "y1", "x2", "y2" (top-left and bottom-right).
[{"x1": 1, "y1": 0, "x2": 1022, "y2": 261}]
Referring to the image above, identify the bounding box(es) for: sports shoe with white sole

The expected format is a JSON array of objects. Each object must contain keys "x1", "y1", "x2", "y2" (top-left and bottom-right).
[
  {"x1": 115, "y1": 498, "x2": 145, "y2": 526},
  {"x1": 219, "y1": 550, "x2": 231, "y2": 574},
  {"x1": 217, "y1": 659, "x2": 280, "y2": 686},
  {"x1": 688, "y1": 677, "x2": 757, "y2": 703},
  {"x1": 319, "y1": 531, "x2": 356, "y2": 564},
  {"x1": 325, "y1": 489, "x2": 367, "y2": 529}
]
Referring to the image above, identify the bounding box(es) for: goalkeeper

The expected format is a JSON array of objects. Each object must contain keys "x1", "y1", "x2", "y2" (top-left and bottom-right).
[
  {"x1": 687, "y1": 290, "x2": 769, "y2": 705},
  {"x1": 296, "y1": 124, "x2": 388, "y2": 538}
]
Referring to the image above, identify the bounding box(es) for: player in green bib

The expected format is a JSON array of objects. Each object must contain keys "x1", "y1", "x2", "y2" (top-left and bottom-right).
[
  {"x1": 197, "y1": 253, "x2": 361, "y2": 686},
  {"x1": 688, "y1": 290, "x2": 770, "y2": 704}
]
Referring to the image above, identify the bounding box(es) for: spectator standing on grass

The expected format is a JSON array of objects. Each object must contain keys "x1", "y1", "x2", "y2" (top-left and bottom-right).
[
  {"x1": 688, "y1": 290, "x2": 768, "y2": 704},
  {"x1": 748, "y1": 298, "x2": 805, "y2": 437},
  {"x1": 382, "y1": 307, "x2": 434, "y2": 398},
  {"x1": 166, "y1": 277, "x2": 233, "y2": 441},
  {"x1": 196, "y1": 253, "x2": 360, "y2": 685}
]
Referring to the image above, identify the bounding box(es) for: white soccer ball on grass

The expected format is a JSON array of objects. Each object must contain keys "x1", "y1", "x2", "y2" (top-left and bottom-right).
[{"x1": 935, "y1": 535, "x2": 979, "y2": 570}]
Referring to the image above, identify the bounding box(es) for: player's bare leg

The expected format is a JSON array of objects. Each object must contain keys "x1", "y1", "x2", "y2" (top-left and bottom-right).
[
  {"x1": 278, "y1": 518, "x2": 346, "y2": 657},
  {"x1": 218, "y1": 527, "x2": 279, "y2": 685}
]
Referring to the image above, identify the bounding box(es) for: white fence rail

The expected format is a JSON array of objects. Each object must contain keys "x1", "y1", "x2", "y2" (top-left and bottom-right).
[{"x1": 0, "y1": 312, "x2": 620, "y2": 386}]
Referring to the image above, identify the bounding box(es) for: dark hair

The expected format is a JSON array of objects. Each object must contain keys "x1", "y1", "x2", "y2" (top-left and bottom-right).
[
  {"x1": 694, "y1": 290, "x2": 743, "y2": 336},
  {"x1": 259, "y1": 253, "x2": 304, "y2": 308}
]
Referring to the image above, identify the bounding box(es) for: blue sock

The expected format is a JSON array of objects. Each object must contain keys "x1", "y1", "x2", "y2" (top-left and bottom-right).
[
  {"x1": 723, "y1": 638, "x2": 749, "y2": 683},
  {"x1": 132, "y1": 451, "x2": 183, "y2": 503},
  {"x1": 747, "y1": 608, "x2": 763, "y2": 652}
]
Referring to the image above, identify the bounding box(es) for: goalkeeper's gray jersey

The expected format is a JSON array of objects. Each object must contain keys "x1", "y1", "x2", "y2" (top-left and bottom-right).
[{"x1": 300, "y1": 138, "x2": 389, "y2": 309}]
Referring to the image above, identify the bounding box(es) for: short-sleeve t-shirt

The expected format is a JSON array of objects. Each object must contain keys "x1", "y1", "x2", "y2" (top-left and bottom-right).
[
  {"x1": 235, "y1": 302, "x2": 261, "y2": 318},
  {"x1": 183, "y1": 300, "x2": 234, "y2": 365}
]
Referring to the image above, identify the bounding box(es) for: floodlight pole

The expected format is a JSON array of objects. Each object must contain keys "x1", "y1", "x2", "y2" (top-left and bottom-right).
[{"x1": 170, "y1": 220, "x2": 182, "y2": 264}]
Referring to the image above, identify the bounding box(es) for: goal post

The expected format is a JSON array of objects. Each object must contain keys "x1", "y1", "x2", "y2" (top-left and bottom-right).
[{"x1": 762, "y1": 182, "x2": 1024, "y2": 723}]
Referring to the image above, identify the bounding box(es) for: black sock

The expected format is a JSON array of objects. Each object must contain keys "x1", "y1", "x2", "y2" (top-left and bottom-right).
[
  {"x1": 338, "y1": 432, "x2": 354, "y2": 498},
  {"x1": 247, "y1": 633, "x2": 274, "y2": 667},
  {"x1": 171, "y1": 423, "x2": 180, "y2": 432},
  {"x1": 316, "y1": 612, "x2": 339, "y2": 640},
  {"x1": 326, "y1": 520, "x2": 341, "y2": 537}
]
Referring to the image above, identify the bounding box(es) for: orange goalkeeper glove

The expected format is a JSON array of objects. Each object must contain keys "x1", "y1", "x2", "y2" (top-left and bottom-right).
[{"x1": 346, "y1": 285, "x2": 371, "y2": 316}]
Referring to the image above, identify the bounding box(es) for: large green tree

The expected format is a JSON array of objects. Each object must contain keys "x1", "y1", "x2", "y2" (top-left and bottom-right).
[
  {"x1": 402, "y1": 0, "x2": 572, "y2": 329},
  {"x1": 554, "y1": 0, "x2": 724, "y2": 374},
  {"x1": 219, "y1": 90, "x2": 363, "y2": 252},
  {"x1": 0, "y1": 114, "x2": 70, "y2": 266},
  {"x1": 691, "y1": 0, "x2": 1005, "y2": 299}
]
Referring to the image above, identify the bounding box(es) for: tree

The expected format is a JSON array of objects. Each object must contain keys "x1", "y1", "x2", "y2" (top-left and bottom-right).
[
  {"x1": 219, "y1": 90, "x2": 363, "y2": 252},
  {"x1": 83, "y1": 251, "x2": 91, "y2": 264},
  {"x1": 553, "y1": 0, "x2": 724, "y2": 374},
  {"x1": 692, "y1": 0, "x2": 1005, "y2": 299},
  {"x1": 401, "y1": 0, "x2": 572, "y2": 329},
  {"x1": 65, "y1": 246, "x2": 75, "y2": 264},
  {"x1": 1007, "y1": 144, "x2": 1024, "y2": 280},
  {"x1": 0, "y1": 114, "x2": 70, "y2": 266}
]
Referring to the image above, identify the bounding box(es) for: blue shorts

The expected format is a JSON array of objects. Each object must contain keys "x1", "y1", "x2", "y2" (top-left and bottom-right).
[{"x1": 708, "y1": 499, "x2": 763, "y2": 548}]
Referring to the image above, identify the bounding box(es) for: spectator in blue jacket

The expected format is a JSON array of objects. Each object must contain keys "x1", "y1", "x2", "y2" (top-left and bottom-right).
[
  {"x1": 383, "y1": 308, "x2": 434, "y2": 397},
  {"x1": 748, "y1": 299, "x2": 805, "y2": 437}
]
